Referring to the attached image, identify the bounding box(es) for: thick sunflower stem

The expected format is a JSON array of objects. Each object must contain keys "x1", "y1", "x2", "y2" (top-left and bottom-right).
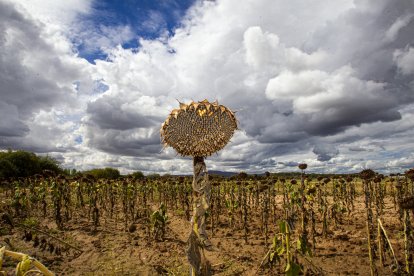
[{"x1": 186, "y1": 156, "x2": 212, "y2": 276}]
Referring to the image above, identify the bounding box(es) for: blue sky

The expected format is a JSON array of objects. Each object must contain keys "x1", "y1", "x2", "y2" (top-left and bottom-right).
[
  {"x1": 76, "y1": 0, "x2": 196, "y2": 62},
  {"x1": 1, "y1": 0, "x2": 414, "y2": 174}
]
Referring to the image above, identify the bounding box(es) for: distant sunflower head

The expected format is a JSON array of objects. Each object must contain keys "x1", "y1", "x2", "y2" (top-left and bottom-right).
[
  {"x1": 405, "y1": 168, "x2": 414, "y2": 181},
  {"x1": 359, "y1": 169, "x2": 376, "y2": 180},
  {"x1": 298, "y1": 163, "x2": 308, "y2": 170},
  {"x1": 160, "y1": 99, "x2": 238, "y2": 157}
]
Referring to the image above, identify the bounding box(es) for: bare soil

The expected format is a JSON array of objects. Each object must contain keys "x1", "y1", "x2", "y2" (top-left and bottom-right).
[{"x1": 0, "y1": 196, "x2": 410, "y2": 275}]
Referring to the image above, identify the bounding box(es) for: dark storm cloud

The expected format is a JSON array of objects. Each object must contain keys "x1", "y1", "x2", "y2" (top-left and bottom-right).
[
  {"x1": 84, "y1": 90, "x2": 168, "y2": 156},
  {"x1": 266, "y1": 68, "x2": 405, "y2": 138},
  {"x1": 258, "y1": 158, "x2": 277, "y2": 167},
  {"x1": 0, "y1": 102, "x2": 29, "y2": 137},
  {"x1": 313, "y1": 144, "x2": 339, "y2": 162},
  {"x1": 302, "y1": 107, "x2": 402, "y2": 136},
  {"x1": 277, "y1": 161, "x2": 299, "y2": 167},
  {"x1": 87, "y1": 97, "x2": 160, "y2": 130},
  {"x1": 348, "y1": 147, "x2": 367, "y2": 152},
  {"x1": 84, "y1": 124, "x2": 162, "y2": 157},
  {"x1": 235, "y1": 100, "x2": 309, "y2": 144}
]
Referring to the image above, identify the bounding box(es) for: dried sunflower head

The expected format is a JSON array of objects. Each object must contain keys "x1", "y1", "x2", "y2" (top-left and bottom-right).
[
  {"x1": 298, "y1": 163, "x2": 308, "y2": 170},
  {"x1": 399, "y1": 196, "x2": 414, "y2": 210},
  {"x1": 307, "y1": 187, "x2": 317, "y2": 195},
  {"x1": 360, "y1": 169, "x2": 376, "y2": 180},
  {"x1": 405, "y1": 168, "x2": 414, "y2": 181},
  {"x1": 160, "y1": 99, "x2": 237, "y2": 157}
]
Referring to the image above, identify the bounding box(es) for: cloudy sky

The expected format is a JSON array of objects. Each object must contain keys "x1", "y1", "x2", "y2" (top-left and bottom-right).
[{"x1": 1, "y1": 0, "x2": 414, "y2": 175}]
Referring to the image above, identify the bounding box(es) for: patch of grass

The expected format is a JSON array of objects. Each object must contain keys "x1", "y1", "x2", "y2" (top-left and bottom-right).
[{"x1": 21, "y1": 217, "x2": 40, "y2": 228}]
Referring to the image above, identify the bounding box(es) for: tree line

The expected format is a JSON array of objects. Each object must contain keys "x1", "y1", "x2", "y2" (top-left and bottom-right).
[{"x1": 0, "y1": 150, "x2": 146, "y2": 180}]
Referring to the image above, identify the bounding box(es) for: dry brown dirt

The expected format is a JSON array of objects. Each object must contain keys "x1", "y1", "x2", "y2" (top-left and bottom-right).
[{"x1": 0, "y1": 196, "x2": 410, "y2": 275}]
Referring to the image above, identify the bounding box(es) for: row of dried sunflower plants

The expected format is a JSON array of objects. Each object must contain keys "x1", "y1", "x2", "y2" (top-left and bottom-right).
[
  {"x1": 206, "y1": 165, "x2": 414, "y2": 275},
  {"x1": 1, "y1": 166, "x2": 414, "y2": 275}
]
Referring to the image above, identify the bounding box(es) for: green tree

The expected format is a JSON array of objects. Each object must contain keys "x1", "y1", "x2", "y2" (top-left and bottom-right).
[
  {"x1": 0, "y1": 150, "x2": 62, "y2": 177},
  {"x1": 39, "y1": 156, "x2": 61, "y2": 172}
]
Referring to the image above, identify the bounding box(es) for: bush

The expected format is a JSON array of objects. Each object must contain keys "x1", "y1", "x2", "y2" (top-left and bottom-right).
[
  {"x1": 84, "y1": 168, "x2": 121, "y2": 179},
  {"x1": 130, "y1": 171, "x2": 144, "y2": 180},
  {"x1": 0, "y1": 159, "x2": 18, "y2": 178}
]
